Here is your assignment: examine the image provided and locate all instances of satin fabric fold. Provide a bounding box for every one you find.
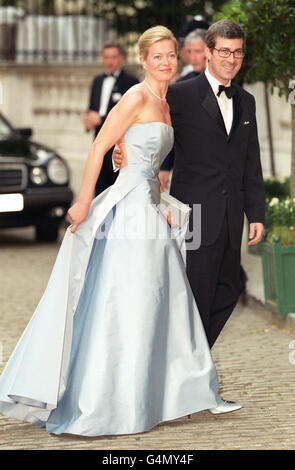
[0,123,221,436]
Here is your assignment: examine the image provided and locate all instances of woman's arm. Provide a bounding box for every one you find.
[68,89,144,232]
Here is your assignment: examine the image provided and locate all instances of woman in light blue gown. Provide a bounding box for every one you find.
[0,26,223,437]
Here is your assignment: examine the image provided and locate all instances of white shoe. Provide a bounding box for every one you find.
[208,400,243,415]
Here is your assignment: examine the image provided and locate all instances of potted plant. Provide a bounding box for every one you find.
[248,176,290,255]
[264,176,290,200]
[260,196,295,316]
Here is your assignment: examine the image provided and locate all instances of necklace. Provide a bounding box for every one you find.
[144,80,167,102]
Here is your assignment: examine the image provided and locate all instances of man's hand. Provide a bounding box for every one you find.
[248,222,264,246]
[112,144,124,169]
[82,111,102,131]
[158,170,170,191]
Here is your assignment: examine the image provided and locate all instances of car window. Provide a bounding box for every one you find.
[0,118,13,138]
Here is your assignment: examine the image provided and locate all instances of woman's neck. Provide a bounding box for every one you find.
[144,75,168,101]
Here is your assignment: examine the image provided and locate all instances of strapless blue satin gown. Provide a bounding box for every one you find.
[0,122,221,436]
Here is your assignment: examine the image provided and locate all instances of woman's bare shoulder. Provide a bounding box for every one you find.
[123,83,146,106]
[105,83,146,129]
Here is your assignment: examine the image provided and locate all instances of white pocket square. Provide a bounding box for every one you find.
[243,121,250,125]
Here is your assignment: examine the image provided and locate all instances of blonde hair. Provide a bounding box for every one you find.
[138,25,178,59]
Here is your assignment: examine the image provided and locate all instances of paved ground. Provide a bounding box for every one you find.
[0,226,295,450]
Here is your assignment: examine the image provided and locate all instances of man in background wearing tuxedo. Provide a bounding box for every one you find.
[82,41,138,196]
[177,28,207,82]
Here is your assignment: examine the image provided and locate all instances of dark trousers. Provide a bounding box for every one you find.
[186,212,241,349]
[95,147,118,197]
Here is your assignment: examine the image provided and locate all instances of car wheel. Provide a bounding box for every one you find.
[35,220,60,242]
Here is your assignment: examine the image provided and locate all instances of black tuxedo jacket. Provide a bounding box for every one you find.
[165,72,265,249]
[177,70,200,82]
[88,69,138,137]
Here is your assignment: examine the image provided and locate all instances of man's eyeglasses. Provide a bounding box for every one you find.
[213,48,245,59]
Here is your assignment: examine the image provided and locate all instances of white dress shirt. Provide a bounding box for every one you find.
[204,67,233,135]
[99,69,121,117]
[180,64,194,77]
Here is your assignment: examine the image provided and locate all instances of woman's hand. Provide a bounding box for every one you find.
[163,210,177,227]
[67,200,91,233]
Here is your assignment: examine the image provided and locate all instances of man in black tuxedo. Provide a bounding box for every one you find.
[82,41,138,196]
[159,20,265,349]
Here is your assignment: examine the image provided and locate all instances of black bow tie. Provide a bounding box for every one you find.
[217,84,235,99]
[104,72,115,78]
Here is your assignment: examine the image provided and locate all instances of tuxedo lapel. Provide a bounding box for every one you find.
[199,74,227,137]
[89,75,103,112]
[106,70,123,114]
[201,89,227,136]
[227,87,243,141]
[96,76,104,111]
[198,74,244,141]
[114,69,124,90]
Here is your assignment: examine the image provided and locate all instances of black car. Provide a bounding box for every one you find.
[0,112,73,242]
